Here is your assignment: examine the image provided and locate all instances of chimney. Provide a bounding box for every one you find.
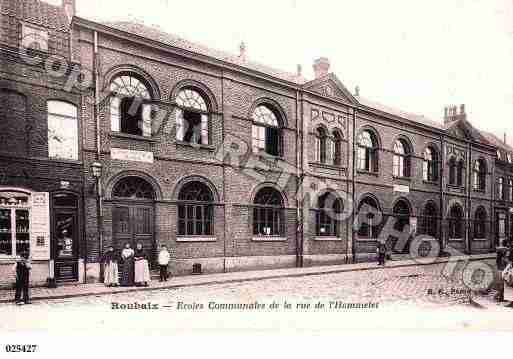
[354,85,360,97]
[443,103,466,125]
[62,0,75,24]
[239,41,246,61]
[504,132,507,145]
[313,57,330,79]
[296,64,302,77]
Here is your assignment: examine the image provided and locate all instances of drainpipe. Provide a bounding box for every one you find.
[467,141,472,254]
[351,108,356,263]
[439,134,445,255]
[221,69,227,273]
[296,88,304,268]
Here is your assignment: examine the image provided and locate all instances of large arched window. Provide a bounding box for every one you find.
[423,147,438,182]
[175,88,209,145]
[448,157,457,185]
[112,177,155,200]
[473,159,486,191]
[110,73,152,137]
[420,201,438,238]
[448,204,464,239]
[474,207,487,239]
[252,105,282,157]
[498,177,505,200]
[357,196,380,239]
[392,200,411,234]
[332,130,343,166]
[48,101,78,160]
[177,182,214,236]
[253,187,284,236]
[314,127,327,164]
[392,139,411,178]
[316,192,343,237]
[357,130,378,172]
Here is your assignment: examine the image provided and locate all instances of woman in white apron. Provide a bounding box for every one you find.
[134,242,151,287]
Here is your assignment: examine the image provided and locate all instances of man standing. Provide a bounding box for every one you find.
[14,251,31,305]
[158,244,170,282]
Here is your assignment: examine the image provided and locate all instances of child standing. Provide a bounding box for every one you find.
[158,244,170,282]
[14,251,31,305]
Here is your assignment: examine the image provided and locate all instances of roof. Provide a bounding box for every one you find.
[96,20,308,85]
[480,131,513,153]
[356,95,445,130]
[0,0,69,32]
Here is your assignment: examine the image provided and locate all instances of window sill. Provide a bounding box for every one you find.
[252,236,287,242]
[176,141,216,151]
[47,157,82,165]
[110,132,158,142]
[448,238,464,241]
[176,236,217,242]
[447,184,465,190]
[254,152,284,162]
[356,170,379,177]
[314,236,342,241]
[0,256,19,264]
[473,237,489,241]
[309,162,347,171]
[355,237,378,241]
[392,176,411,181]
[422,180,439,186]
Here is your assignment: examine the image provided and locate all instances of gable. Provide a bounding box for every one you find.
[303,74,358,105]
[446,119,488,144]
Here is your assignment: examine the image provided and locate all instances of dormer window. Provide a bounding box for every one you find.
[20,23,48,52]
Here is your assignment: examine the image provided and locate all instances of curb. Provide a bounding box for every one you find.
[0,254,496,304]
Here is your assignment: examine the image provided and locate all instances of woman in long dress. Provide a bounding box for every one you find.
[134,242,151,287]
[120,243,135,287]
[102,246,119,287]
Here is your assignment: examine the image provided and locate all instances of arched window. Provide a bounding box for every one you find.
[112,177,155,200]
[175,88,209,145]
[474,207,487,239]
[392,200,411,234]
[393,139,411,178]
[457,159,465,187]
[448,204,464,239]
[498,177,505,200]
[252,105,282,157]
[48,101,78,160]
[357,196,380,239]
[357,130,378,172]
[473,159,487,191]
[423,147,438,182]
[253,187,284,236]
[110,73,152,137]
[314,127,327,164]
[448,157,457,185]
[177,182,214,236]
[332,130,343,166]
[421,202,438,238]
[316,192,343,237]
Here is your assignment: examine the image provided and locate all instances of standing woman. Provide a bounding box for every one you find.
[134,242,151,287]
[120,243,135,287]
[102,246,119,287]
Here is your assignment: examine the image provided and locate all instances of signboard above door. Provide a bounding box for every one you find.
[111,148,154,164]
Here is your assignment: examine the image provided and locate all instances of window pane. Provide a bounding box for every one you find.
[0,209,12,256]
[48,102,78,161]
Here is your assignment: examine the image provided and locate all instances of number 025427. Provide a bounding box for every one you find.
[5,344,38,353]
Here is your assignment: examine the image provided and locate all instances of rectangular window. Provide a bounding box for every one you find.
[48,101,78,161]
[0,197,31,258]
[21,23,48,52]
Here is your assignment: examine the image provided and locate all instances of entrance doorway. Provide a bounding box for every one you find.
[52,193,79,282]
[111,177,156,265]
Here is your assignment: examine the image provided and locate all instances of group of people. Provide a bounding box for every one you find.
[497,246,513,304]
[102,243,171,287]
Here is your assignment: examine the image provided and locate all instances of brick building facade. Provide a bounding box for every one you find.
[1,0,512,286]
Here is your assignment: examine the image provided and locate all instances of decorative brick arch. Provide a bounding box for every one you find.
[170,79,219,112]
[103,65,161,100]
[249,98,288,128]
[250,182,288,207]
[172,175,220,202]
[105,170,163,201]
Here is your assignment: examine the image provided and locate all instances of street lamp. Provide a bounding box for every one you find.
[90,162,104,282]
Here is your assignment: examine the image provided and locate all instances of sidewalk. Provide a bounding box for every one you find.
[0,253,495,304]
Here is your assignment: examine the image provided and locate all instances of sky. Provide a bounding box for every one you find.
[48,0,513,143]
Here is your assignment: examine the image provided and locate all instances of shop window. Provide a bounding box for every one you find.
[110,74,152,137]
[48,101,78,160]
[253,187,284,236]
[314,127,327,164]
[251,105,282,157]
[357,130,378,172]
[420,202,438,238]
[448,205,464,239]
[315,192,343,237]
[474,207,487,239]
[357,196,380,239]
[0,192,30,257]
[177,182,214,236]
[423,147,438,182]
[175,88,209,145]
[392,139,411,178]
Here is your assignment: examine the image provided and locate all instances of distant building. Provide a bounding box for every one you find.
[0,0,511,286]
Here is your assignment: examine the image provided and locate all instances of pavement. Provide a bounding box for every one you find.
[0,253,496,304]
